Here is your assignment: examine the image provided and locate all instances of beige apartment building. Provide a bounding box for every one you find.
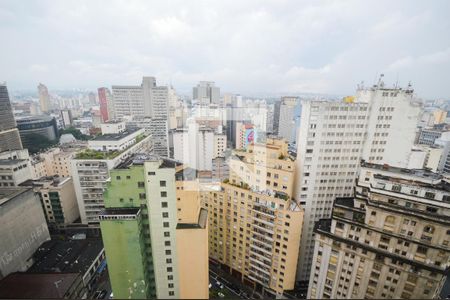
[308,162,450,299]
[202,138,303,297]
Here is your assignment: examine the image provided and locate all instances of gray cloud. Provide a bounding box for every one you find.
[0,0,449,98]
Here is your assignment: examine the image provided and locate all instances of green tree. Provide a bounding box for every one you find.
[26,134,59,154]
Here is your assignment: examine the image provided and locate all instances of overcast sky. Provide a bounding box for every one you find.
[0,0,449,98]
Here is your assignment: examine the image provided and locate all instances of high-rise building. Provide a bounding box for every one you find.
[294,82,422,282]
[112,76,169,119]
[37,83,50,113]
[277,97,301,145]
[88,92,97,105]
[272,100,281,135]
[98,87,113,122]
[193,81,220,105]
[100,155,208,299]
[308,162,450,299]
[173,120,226,171]
[126,117,169,157]
[433,109,447,124]
[203,138,303,297]
[112,77,170,157]
[71,127,152,225]
[60,109,73,128]
[0,83,23,152]
[418,126,449,146]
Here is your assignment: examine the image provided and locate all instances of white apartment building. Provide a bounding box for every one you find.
[100,121,126,135]
[71,132,152,225]
[356,84,422,167]
[88,128,145,152]
[295,82,423,282]
[173,120,225,171]
[125,117,169,157]
[278,97,300,145]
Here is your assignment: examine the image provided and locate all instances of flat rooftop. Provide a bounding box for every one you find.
[361,161,442,181]
[0,272,80,299]
[90,127,140,142]
[0,158,26,165]
[28,238,103,275]
[177,208,208,229]
[0,187,32,207]
[100,208,140,215]
[20,176,71,188]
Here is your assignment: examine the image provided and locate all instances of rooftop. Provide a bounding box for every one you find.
[0,272,81,299]
[27,238,103,274]
[175,167,198,181]
[0,158,26,165]
[177,208,208,229]
[19,176,71,188]
[100,208,140,216]
[90,127,140,142]
[0,187,32,207]
[361,160,443,181]
[116,153,182,169]
[16,115,55,124]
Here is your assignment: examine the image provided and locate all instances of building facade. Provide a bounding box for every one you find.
[100,155,208,299]
[308,162,450,299]
[277,97,300,145]
[0,187,50,279]
[295,83,423,282]
[193,81,220,105]
[37,83,50,113]
[0,83,23,152]
[203,138,303,297]
[71,130,152,225]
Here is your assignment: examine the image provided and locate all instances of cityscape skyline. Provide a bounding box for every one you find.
[0,1,450,98]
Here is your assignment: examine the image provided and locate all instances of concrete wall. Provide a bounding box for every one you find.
[0,188,50,279]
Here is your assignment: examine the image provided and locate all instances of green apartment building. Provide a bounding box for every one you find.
[100,154,208,299]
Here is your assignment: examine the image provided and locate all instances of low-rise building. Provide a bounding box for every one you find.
[20,176,80,228]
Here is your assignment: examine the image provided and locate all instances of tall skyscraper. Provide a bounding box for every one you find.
[112,76,170,157]
[98,87,113,122]
[277,97,301,145]
[272,100,281,135]
[37,83,50,113]
[294,82,422,282]
[0,83,23,152]
[308,162,450,299]
[100,155,208,299]
[204,138,303,297]
[193,81,220,105]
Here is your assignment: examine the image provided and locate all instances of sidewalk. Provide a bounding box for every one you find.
[209,262,263,299]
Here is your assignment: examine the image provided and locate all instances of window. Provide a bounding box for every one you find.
[391,185,401,192]
[161,191,167,197]
[165,241,171,246]
[168,275,173,280]
[163,212,169,218]
[139,193,146,199]
[169,291,174,296]
[160,180,166,187]
[166,258,172,263]
[425,192,436,200]
[116,176,121,180]
[164,231,170,237]
[168,283,174,288]
[165,250,171,255]
[148,171,156,175]
[137,181,145,188]
[163,222,170,228]
[167,267,173,272]
[162,202,168,208]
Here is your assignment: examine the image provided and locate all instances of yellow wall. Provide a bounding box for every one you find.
[176,223,209,299]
